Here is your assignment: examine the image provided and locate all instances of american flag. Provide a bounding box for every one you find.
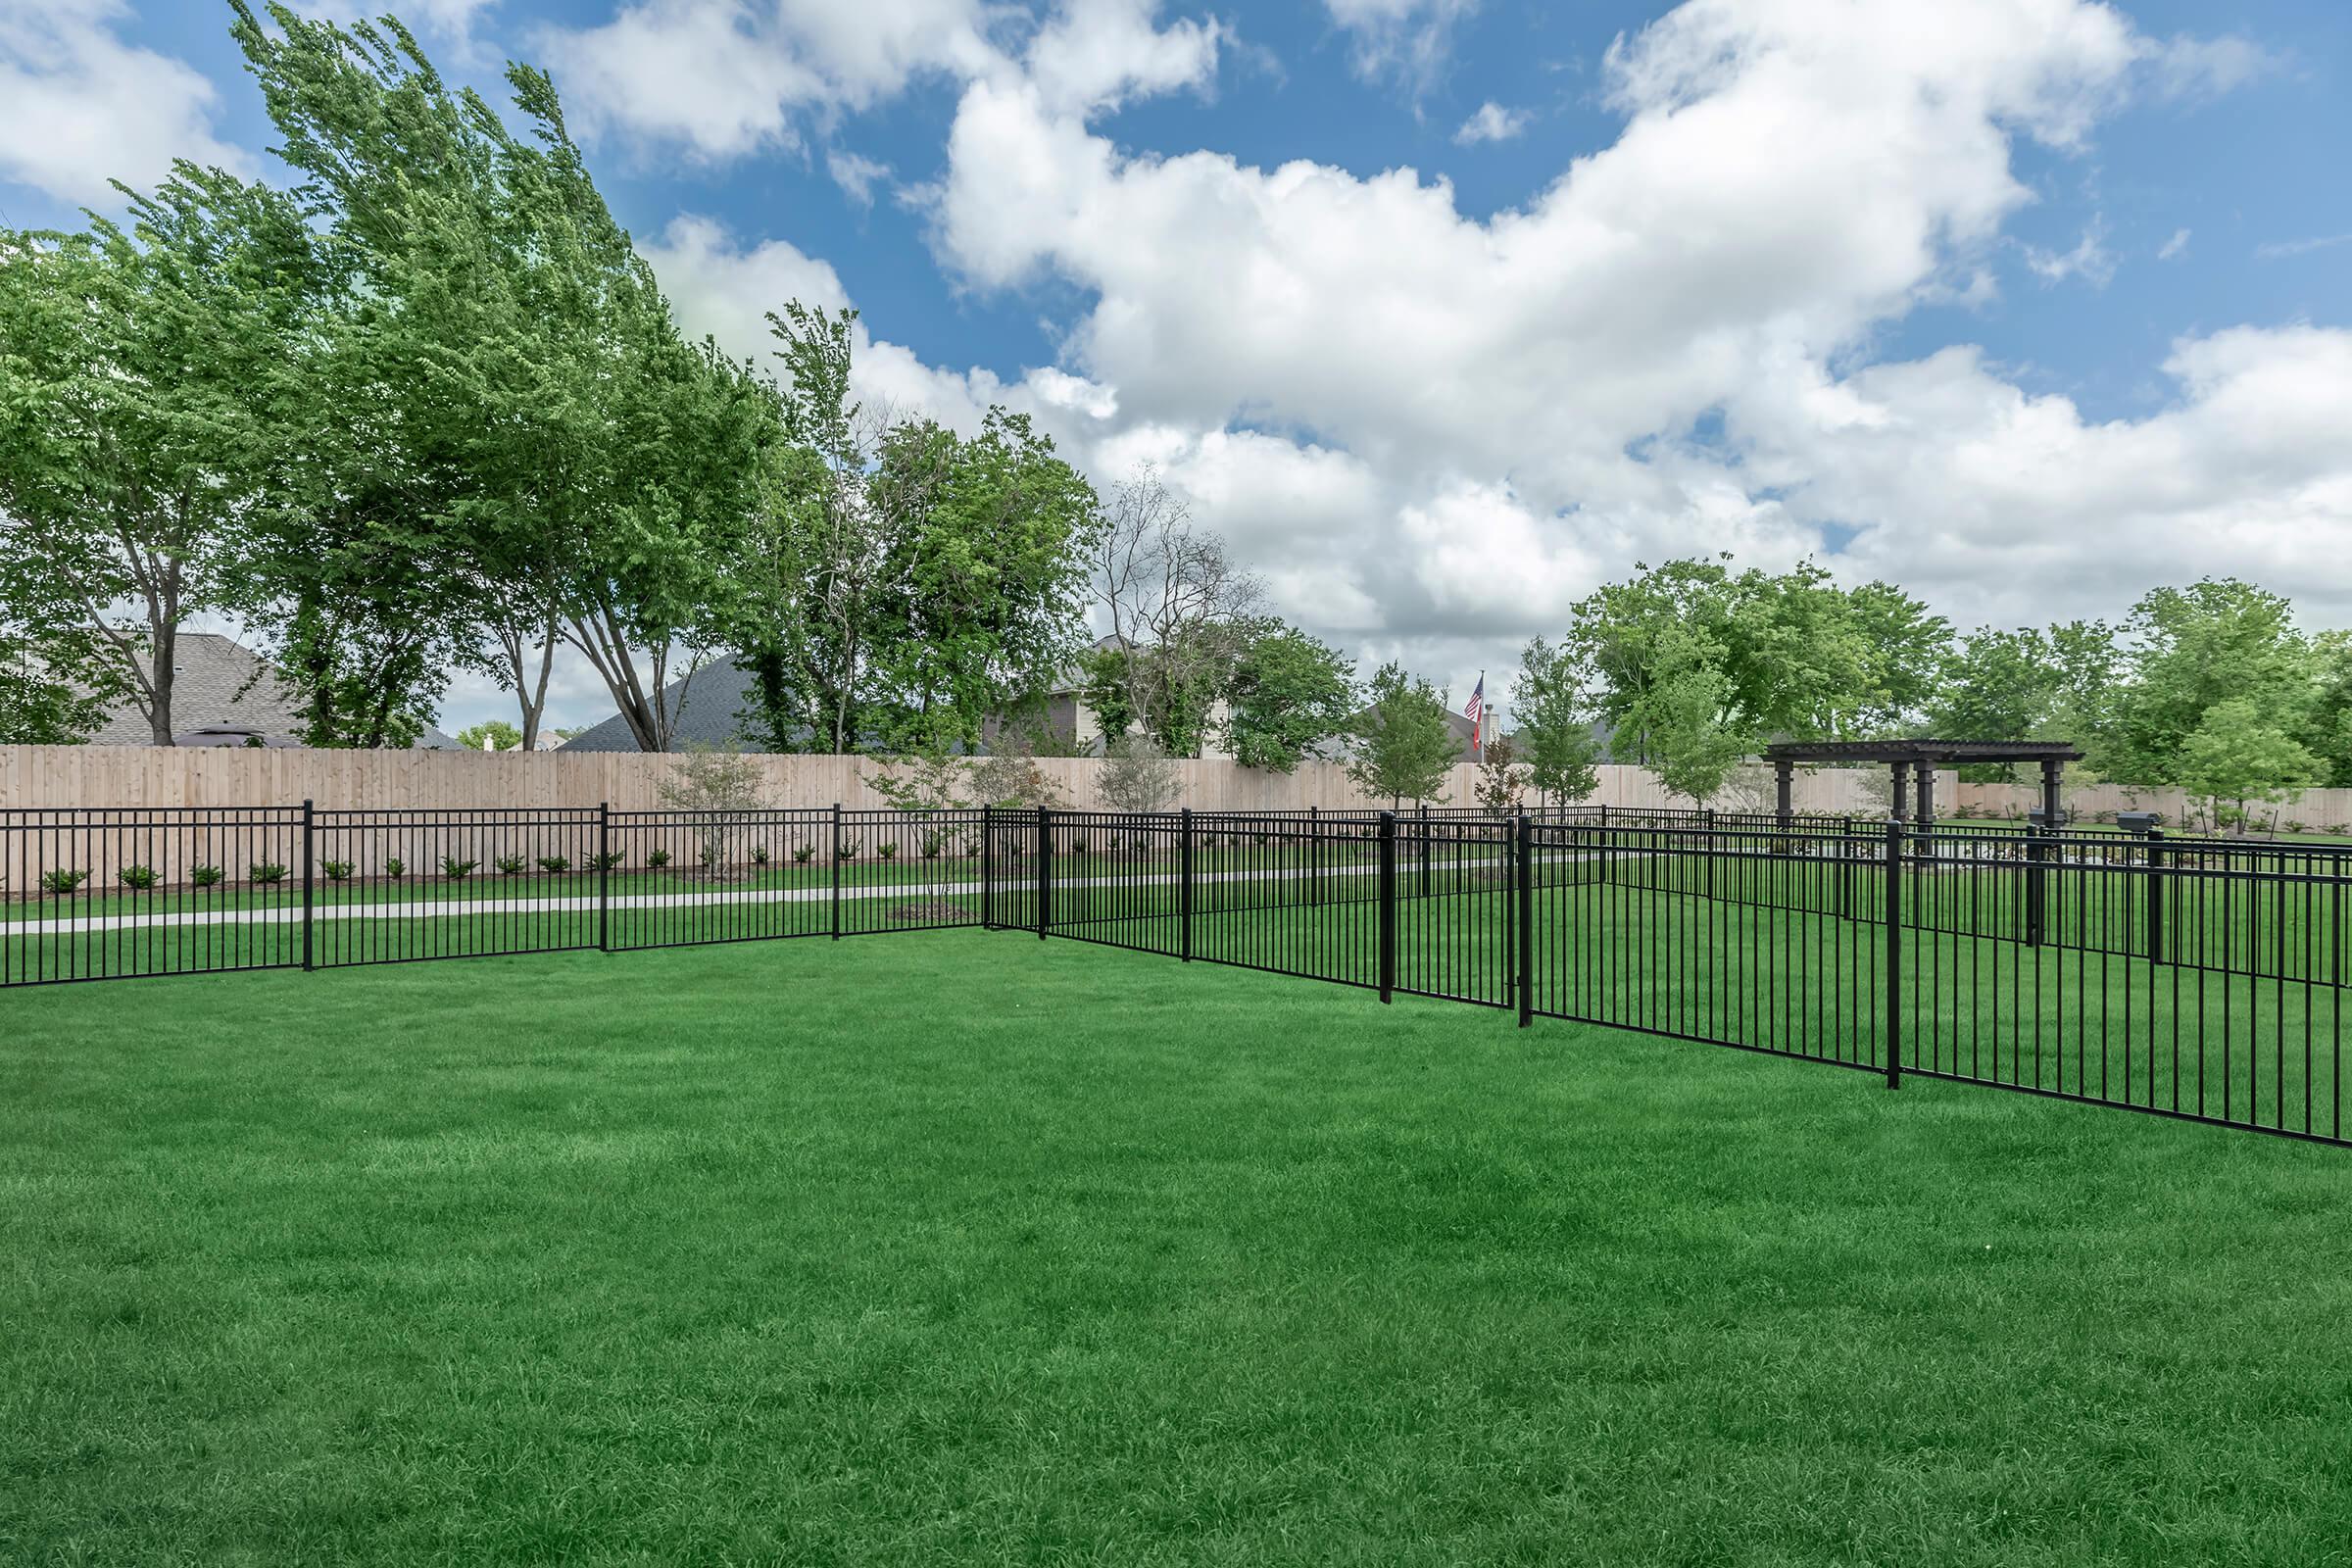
[1464,674,1484,750]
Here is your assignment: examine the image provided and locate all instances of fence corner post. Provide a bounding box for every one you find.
[1378,809,1397,1004]
[301,798,315,972]
[1180,807,1195,961]
[981,804,995,930]
[1037,806,1052,940]
[2143,825,2164,965]
[598,802,612,953]
[1515,812,1534,1027]
[1884,817,1903,1090]
[830,802,843,940]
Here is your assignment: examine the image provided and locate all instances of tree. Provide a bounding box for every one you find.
[2176,699,2322,834]
[1621,623,1749,806]
[1098,733,1183,812]
[1512,636,1599,806]
[2303,631,2352,788]
[2110,579,2311,786]
[457,720,524,752]
[1085,466,1266,757]
[1347,662,1457,808]
[1220,627,1356,772]
[736,306,1097,756]
[0,168,310,745]
[656,744,772,871]
[1472,733,1528,814]
[0,623,114,744]
[1845,581,1951,734]
[1565,557,1873,766]
[966,741,1069,808]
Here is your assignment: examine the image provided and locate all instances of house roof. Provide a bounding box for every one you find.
[559,656,768,753]
[86,632,461,750]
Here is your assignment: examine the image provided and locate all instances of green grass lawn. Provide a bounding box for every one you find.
[6,933,2351,1566]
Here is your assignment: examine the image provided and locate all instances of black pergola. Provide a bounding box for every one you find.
[1761,739,2083,830]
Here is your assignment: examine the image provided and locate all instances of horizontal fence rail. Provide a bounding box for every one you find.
[5,801,2343,1147]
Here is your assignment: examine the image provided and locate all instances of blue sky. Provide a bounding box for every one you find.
[5,0,2350,735]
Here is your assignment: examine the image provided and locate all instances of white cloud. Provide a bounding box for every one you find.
[285,0,497,49]
[0,0,252,206]
[2157,226,2190,261]
[1452,101,1529,144]
[825,148,891,208]
[2257,232,2352,262]
[1322,0,1478,92]
[538,0,1220,160]
[2142,32,2277,103]
[2023,218,2116,286]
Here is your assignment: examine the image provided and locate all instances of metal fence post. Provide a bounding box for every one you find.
[1516,812,1534,1027]
[1309,804,1322,907]
[1037,807,1052,939]
[830,803,842,940]
[1885,818,1903,1090]
[598,802,611,952]
[300,799,315,972]
[1378,810,1397,1004]
[1418,802,1432,901]
[1180,808,1195,961]
[2144,827,2164,965]
[981,805,995,929]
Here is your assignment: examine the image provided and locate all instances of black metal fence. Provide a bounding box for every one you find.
[6,802,2343,1147]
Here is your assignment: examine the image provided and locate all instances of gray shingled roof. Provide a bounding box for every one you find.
[558,656,769,753]
[87,633,462,749]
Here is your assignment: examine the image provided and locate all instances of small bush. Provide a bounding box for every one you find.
[249,862,288,885]
[321,859,354,882]
[838,837,860,861]
[793,843,815,863]
[878,841,898,860]
[118,864,157,891]
[191,864,223,888]
[921,830,944,859]
[39,868,90,896]
[590,852,622,872]
[752,845,771,866]
[494,855,528,876]
[440,857,478,881]
[537,855,571,874]
[646,849,671,870]
[383,858,406,880]
[1066,836,1089,856]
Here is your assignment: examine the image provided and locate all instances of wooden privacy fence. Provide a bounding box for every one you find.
[2,746,1905,816]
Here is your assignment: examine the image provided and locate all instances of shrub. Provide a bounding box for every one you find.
[118,863,157,891]
[494,855,528,876]
[321,859,354,882]
[752,845,770,866]
[249,862,288,885]
[1066,836,1089,856]
[793,843,815,863]
[537,855,571,875]
[838,837,860,861]
[921,830,944,859]
[191,864,223,888]
[383,858,405,880]
[878,841,898,860]
[39,868,90,896]
[646,850,671,870]
[440,856,478,881]
[590,852,622,872]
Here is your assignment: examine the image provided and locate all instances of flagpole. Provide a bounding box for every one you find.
[1475,670,1485,765]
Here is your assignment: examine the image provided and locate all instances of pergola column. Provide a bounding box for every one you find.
[1888,760,1909,824]
[1774,759,1794,831]
[1915,761,1936,834]
[2040,759,2065,832]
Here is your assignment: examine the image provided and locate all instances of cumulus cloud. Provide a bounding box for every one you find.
[0,0,252,205]
[605,0,2338,712]
[538,0,1220,159]
[1452,101,1528,144]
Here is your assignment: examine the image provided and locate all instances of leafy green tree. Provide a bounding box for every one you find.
[457,720,524,752]
[2302,631,2352,788]
[737,306,1097,756]
[0,623,115,744]
[1098,733,1183,812]
[1512,636,1600,806]
[1220,627,1357,772]
[0,168,310,745]
[2176,699,2322,833]
[1619,623,1750,805]
[2110,579,2311,786]
[1347,662,1457,808]
[1566,557,1874,760]
[1472,733,1528,814]
[1845,581,1951,734]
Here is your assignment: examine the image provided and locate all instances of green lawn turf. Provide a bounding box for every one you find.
[6,933,2352,1566]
